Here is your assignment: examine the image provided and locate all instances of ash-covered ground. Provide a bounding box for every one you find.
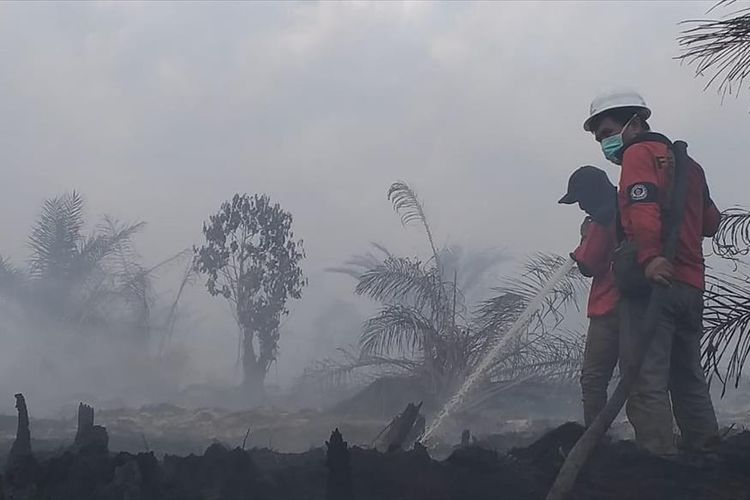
[3,380,750,500]
[4,409,750,500]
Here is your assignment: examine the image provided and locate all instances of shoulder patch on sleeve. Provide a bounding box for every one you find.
[626,182,658,204]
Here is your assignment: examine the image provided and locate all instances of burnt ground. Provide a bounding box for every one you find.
[4,421,750,500]
[0,378,586,458]
[3,377,750,500]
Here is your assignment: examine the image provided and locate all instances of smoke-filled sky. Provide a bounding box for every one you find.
[2,1,750,391]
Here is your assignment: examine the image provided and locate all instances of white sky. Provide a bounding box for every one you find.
[2,1,749,387]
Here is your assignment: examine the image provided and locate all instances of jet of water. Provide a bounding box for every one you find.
[421,256,576,444]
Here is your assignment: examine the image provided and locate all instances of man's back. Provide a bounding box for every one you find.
[618,136,720,290]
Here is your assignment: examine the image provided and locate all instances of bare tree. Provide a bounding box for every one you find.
[194,193,307,400]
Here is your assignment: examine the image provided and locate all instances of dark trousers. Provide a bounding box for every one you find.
[580,313,619,427]
[619,282,719,454]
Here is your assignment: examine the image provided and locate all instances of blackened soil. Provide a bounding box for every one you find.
[4,423,750,500]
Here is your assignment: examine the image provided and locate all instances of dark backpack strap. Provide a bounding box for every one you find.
[623,132,674,151]
[615,204,626,244]
[662,141,691,260]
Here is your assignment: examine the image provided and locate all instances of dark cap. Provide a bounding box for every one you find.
[558,166,612,204]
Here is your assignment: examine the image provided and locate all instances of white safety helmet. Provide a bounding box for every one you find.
[583,89,651,132]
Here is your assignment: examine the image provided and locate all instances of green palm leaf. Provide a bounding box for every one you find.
[712,207,750,259]
[360,304,436,358]
[388,181,441,266]
[28,191,85,279]
[355,256,444,311]
[75,220,147,278]
[326,242,392,279]
[678,2,750,98]
[0,255,26,299]
[476,252,585,339]
[702,271,750,393]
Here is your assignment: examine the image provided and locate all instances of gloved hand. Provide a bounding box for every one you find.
[570,249,593,277]
[644,256,673,286]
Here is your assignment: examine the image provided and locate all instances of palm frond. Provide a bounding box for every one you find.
[28,191,85,279]
[476,252,585,337]
[0,254,13,273]
[360,304,436,358]
[0,255,19,285]
[388,181,429,227]
[0,255,26,301]
[496,331,585,380]
[388,181,441,265]
[713,207,750,259]
[430,324,475,378]
[677,3,750,98]
[115,249,197,341]
[354,256,444,311]
[473,292,527,337]
[702,271,750,394]
[76,219,147,278]
[66,218,150,331]
[297,349,367,388]
[298,347,419,389]
[158,255,198,356]
[515,253,585,303]
[462,330,584,411]
[325,242,392,279]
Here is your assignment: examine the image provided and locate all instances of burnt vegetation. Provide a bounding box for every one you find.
[5,394,750,500]
[305,181,587,419]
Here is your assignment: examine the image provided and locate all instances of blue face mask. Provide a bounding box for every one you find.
[601,135,624,165]
[600,114,636,165]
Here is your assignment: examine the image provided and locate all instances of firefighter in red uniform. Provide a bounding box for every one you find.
[584,90,722,455]
[559,166,620,427]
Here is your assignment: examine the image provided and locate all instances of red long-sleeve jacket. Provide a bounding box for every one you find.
[572,219,619,318]
[618,134,720,290]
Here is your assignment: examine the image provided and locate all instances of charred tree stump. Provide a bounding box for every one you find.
[461,429,471,448]
[9,394,30,460]
[5,394,37,498]
[75,402,95,443]
[326,428,353,500]
[73,403,109,454]
[404,414,425,449]
[375,402,424,452]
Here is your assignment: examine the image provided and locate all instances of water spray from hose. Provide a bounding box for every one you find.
[421,256,576,444]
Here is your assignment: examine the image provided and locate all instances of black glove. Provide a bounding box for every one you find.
[570,252,594,277]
